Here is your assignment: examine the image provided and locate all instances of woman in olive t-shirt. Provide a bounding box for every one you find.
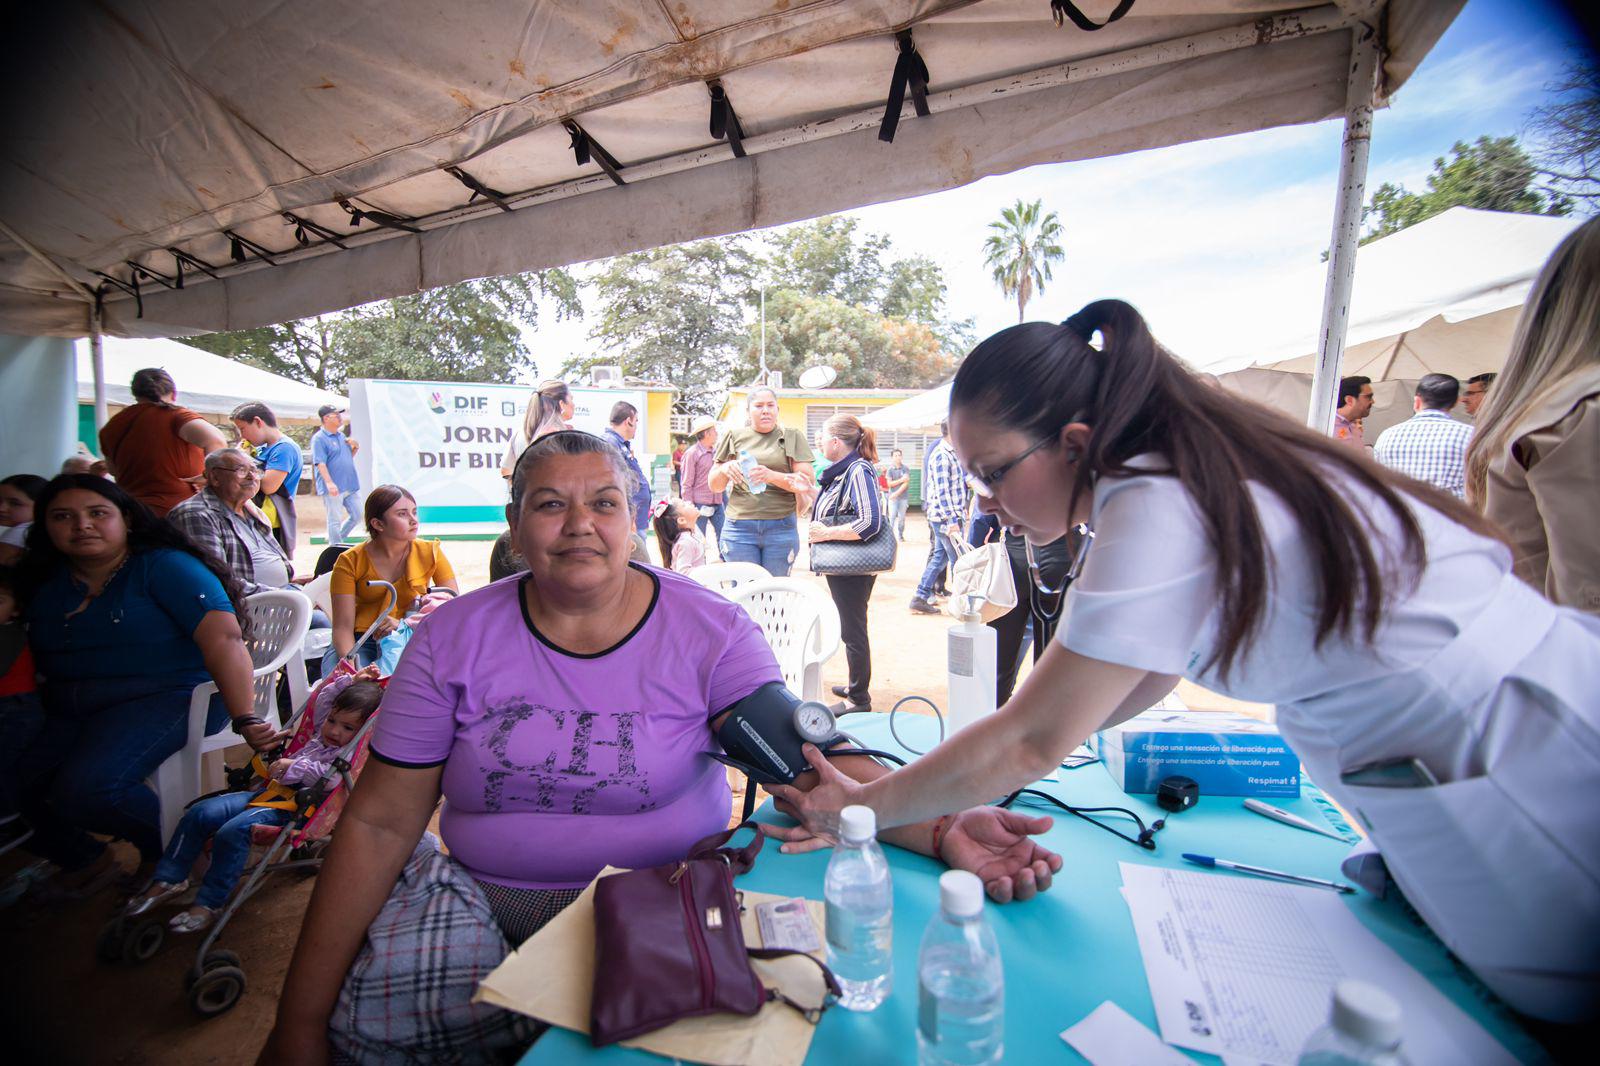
[708,387,814,576]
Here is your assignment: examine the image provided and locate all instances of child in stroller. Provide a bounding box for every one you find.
[126,666,383,932]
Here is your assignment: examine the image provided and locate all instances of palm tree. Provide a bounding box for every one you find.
[982,200,1065,323]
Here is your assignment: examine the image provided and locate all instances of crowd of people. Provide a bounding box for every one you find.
[2,215,1597,1057]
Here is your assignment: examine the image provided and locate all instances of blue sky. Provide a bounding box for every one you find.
[527,0,1594,382]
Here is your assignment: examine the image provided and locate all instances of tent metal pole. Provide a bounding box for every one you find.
[91,300,108,434]
[1308,23,1381,433]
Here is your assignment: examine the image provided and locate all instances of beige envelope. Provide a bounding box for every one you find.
[474,866,832,1066]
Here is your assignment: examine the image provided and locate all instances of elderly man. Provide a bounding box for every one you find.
[679,415,724,543]
[168,448,294,594]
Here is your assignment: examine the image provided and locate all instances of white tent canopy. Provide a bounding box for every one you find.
[75,336,346,421]
[864,380,953,432]
[1,1,1460,339]
[1195,208,1582,377]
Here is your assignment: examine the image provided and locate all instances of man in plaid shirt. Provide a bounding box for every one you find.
[1374,374,1474,498]
[168,447,293,593]
[911,422,970,614]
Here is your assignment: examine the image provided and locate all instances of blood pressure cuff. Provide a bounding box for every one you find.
[710,681,812,786]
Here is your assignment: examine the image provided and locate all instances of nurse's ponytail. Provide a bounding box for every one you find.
[950,300,1503,681]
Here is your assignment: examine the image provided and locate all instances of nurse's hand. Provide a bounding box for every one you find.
[940,808,1062,902]
[766,743,867,844]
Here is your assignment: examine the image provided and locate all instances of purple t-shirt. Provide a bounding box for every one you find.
[372,565,780,888]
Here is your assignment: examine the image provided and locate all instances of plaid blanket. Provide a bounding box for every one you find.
[330,834,535,1064]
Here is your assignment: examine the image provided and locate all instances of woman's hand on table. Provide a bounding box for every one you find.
[939,808,1062,902]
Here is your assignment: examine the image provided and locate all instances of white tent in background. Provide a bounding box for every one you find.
[74,336,346,421]
[863,381,952,433]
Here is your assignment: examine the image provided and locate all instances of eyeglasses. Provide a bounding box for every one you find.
[963,436,1055,498]
[215,465,260,478]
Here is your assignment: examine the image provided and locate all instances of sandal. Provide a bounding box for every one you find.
[125,879,190,917]
[168,906,217,934]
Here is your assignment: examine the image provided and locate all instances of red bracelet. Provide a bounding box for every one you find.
[931,814,954,860]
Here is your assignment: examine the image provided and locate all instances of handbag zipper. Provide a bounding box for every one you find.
[678,868,717,1011]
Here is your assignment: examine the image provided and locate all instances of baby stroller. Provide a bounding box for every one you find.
[96,582,397,1018]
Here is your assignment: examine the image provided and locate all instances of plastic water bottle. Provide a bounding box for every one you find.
[738,448,766,495]
[1296,980,1408,1065]
[917,870,1004,1066]
[824,805,892,1010]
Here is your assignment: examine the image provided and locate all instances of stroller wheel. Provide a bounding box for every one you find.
[186,949,243,989]
[189,965,247,1017]
[122,917,166,964]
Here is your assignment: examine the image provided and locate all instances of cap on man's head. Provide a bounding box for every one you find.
[317,404,346,419]
[690,415,716,436]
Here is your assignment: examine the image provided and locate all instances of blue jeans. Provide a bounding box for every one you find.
[153,790,290,909]
[695,502,726,545]
[20,676,229,868]
[322,489,364,545]
[719,515,800,577]
[915,525,958,601]
[321,638,381,679]
[888,496,909,540]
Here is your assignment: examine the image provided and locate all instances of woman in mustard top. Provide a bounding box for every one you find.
[327,485,457,673]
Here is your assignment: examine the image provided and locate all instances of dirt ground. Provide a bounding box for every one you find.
[1,498,1268,1064]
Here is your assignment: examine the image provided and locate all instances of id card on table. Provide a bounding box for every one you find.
[756,897,821,953]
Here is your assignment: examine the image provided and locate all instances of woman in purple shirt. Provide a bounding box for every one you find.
[262,431,1061,1062]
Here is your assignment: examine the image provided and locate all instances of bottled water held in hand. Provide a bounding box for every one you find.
[738,448,766,494]
[824,805,892,1011]
[918,870,1004,1066]
[1297,980,1408,1065]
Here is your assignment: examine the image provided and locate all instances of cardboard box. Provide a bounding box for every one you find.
[1090,710,1300,798]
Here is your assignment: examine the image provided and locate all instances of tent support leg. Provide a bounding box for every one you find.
[91,300,108,434]
[1308,23,1381,433]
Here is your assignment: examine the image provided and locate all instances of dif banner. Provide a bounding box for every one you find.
[348,378,648,525]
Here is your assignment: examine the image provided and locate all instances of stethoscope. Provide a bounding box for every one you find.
[1020,521,1094,630]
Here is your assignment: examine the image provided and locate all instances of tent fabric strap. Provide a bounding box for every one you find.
[337,198,422,233]
[169,247,221,284]
[708,81,747,159]
[1051,0,1136,32]
[94,272,143,319]
[444,166,513,212]
[282,211,350,249]
[563,121,626,186]
[224,229,279,266]
[878,29,931,143]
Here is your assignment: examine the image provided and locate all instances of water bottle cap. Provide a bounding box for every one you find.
[839,805,876,843]
[939,870,984,917]
[1329,980,1402,1048]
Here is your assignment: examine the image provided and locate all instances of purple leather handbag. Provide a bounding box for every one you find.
[590,821,840,1047]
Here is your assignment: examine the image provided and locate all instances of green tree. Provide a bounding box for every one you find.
[1527,61,1600,207]
[736,290,955,390]
[982,199,1065,323]
[574,238,758,413]
[188,272,580,391]
[764,216,892,307]
[1360,135,1571,244]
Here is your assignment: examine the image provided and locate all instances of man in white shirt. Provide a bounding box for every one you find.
[1374,374,1474,498]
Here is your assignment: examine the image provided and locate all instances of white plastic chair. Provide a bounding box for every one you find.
[685,561,772,595]
[150,590,312,846]
[729,578,841,702]
[300,571,335,669]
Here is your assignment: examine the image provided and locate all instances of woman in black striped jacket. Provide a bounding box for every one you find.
[808,413,886,713]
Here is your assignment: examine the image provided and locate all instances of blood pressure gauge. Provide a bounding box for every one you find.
[793,700,838,744]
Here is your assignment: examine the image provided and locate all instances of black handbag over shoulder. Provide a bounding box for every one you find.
[809,459,897,576]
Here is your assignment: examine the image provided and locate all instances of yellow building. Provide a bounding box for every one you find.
[714,386,936,504]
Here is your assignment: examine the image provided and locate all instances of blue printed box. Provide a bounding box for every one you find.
[1090,710,1300,798]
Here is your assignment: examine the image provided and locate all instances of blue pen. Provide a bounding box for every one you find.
[1182,853,1355,894]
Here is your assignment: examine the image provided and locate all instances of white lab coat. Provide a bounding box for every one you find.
[1056,459,1600,1022]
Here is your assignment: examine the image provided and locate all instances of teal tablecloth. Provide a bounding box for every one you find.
[520,714,1545,1064]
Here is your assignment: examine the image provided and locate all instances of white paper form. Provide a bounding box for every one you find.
[1060,1001,1196,1065]
[1118,863,1517,1066]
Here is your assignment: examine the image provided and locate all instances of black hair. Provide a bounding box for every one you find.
[230,401,279,427]
[608,401,637,426]
[1414,373,1460,411]
[130,368,177,404]
[364,485,417,537]
[18,474,252,636]
[0,563,18,597]
[652,502,686,570]
[1466,371,1497,387]
[332,680,383,722]
[948,301,1503,680]
[508,430,640,516]
[1,474,49,502]
[1337,375,1371,407]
